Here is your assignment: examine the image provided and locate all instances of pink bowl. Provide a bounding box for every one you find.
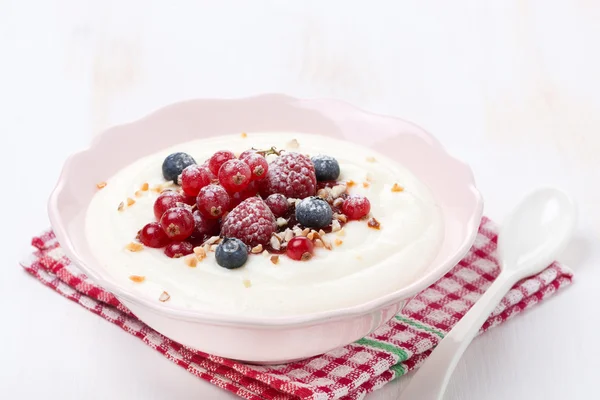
[48,94,483,363]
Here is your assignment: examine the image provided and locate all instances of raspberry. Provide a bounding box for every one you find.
[180,165,211,196]
[139,222,170,248]
[286,237,314,261]
[208,150,236,175]
[153,191,186,220]
[196,184,231,219]
[242,153,269,181]
[342,195,371,220]
[264,193,288,217]
[221,197,277,246]
[218,159,252,193]
[160,207,195,241]
[259,152,317,199]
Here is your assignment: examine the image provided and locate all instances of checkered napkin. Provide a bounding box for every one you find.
[21,217,572,400]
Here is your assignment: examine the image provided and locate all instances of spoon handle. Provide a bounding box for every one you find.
[398,272,517,400]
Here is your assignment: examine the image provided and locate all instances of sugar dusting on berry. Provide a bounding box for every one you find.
[221,197,277,247]
[259,152,317,199]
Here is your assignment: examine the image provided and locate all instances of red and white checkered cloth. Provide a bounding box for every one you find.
[21,217,572,400]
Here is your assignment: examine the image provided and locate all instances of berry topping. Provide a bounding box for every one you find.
[342,195,371,220]
[160,207,195,241]
[192,210,219,238]
[295,197,333,229]
[230,181,259,207]
[153,191,186,220]
[215,237,248,269]
[196,184,231,219]
[221,197,277,247]
[162,152,196,183]
[218,159,252,193]
[239,149,257,160]
[164,241,194,258]
[180,165,211,196]
[259,152,317,199]
[208,150,236,176]
[286,237,314,261]
[139,222,170,248]
[311,155,340,182]
[242,153,269,181]
[264,193,289,217]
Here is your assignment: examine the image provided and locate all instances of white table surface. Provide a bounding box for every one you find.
[2,1,599,399]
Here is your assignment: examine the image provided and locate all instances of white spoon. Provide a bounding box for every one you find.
[398,187,577,400]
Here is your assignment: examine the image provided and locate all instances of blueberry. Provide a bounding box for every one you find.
[295,197,333,229]
[162,152,196,183]
[311,155,340,182]
[215,237,248,269]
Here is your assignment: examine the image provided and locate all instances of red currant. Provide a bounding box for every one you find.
[196,184,231,219]
[230,181,258,206]
[164,241,194,258]
[342,195,371,220]
[264,193,288,217]
[208,150,236,175]
[286,237,314,261]
[153,191,186,220]
[160,207,195,241]
[181,165,211,196]
[242,153,269,181]
[218,159,252,193]
[139,222,170,248]
[192,209,219,237]
[239,149,257,160]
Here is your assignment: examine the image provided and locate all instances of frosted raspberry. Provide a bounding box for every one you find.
[220,197,277,246]
[259,152,317,199]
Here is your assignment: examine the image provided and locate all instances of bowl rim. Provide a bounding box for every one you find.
[48,94,483,328]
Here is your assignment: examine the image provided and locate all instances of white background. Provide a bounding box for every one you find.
[1,1,599,399]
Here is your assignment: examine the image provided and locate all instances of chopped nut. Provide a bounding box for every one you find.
[96,181,107,189]
[307,230,316,241]
[129,275,145,283]
[274,232,284,241]
[287,138,299,149]
[288,197,299,205]
[241,132,248,138]
[126,242,144,252]
[334,213,348,223]
[336,228,346,237]
[365,173,374,182]
[314,239,324,248]
[270,255,280,265]
[262,249,270,258]
[347,180,356,187]
[185,255,198,267]
[334,238,343,246]
[333,198,345,208]
[117,202,125,211]
[251,244,263,254]
[210,244,218,252]
[159,291,170,302]
[284,229,294,242]
[368,217,381,230]
[193,246,207,260]
[151,185,162,193]
[270,235,281,250]
[366,156,376,162]
[317,188,331,200]
[331,185,347,199]
[276,217,288,227]
[323,240,332,250]
[203,243,211,255]
[292,227,303,237]
[391,183,404,192]
[318,229,326,237]
[205,236,221,245]
[301,228,310,237]
[141,182,149,191]
[362,182,370,188]
[135,190,144,197]
[127,197,135,206]
[243,279,252,288]
[331,220,342,232]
